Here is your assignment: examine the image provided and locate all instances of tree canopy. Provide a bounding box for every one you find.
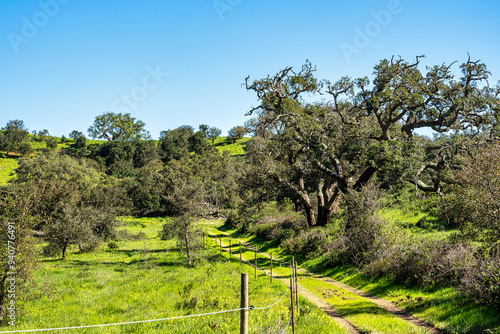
[88,112,150,141]
[244,57,500,226]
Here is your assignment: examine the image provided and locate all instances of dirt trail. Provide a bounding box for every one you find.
[209,229,444,334]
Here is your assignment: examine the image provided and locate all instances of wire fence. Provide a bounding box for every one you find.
[0,288,291,334]
[0,232,294,334]
[205,231,298,333]
[205,231,294,271]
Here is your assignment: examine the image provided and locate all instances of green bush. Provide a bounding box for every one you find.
[107,241,119,250]
[460,252,500,306]
[115,229,147,241]
[282,229,328,258]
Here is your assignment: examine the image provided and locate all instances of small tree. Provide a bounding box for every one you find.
[159,126,194,161]
[37,129,49,141]
[199,124,209,133]
[188,131,209,155]
[69,130,83,140]
[45,137,58,150]
[227,126,247,143]
[207,127,222,145]
[0,120,29,153]
[88,112,150,141]
[15,152,120,259]
[43,205,94,260]
[160,160,205,265]
[160,215,200,265]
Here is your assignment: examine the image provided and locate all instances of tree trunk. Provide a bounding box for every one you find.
[294,198,302,212]
[330,192,342,214]
[62,243,68,260]
[316,206,331,227]
[304,202,316,227]
[185,228,192,265]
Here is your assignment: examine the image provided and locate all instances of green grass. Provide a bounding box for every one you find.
[214,137,250,156]
[300,278,429,334]
[0,158,18,185]
[305,263,500,334]
[0,217,348,333]
[379,208,457,240]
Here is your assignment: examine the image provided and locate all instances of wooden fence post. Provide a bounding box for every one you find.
[240,273,249,334]
[294,260,299,314]
[270,253,273,284]
[239,242,242,269]
[290,278,296,334]
[254,247,257,279]
[229,240,232,260]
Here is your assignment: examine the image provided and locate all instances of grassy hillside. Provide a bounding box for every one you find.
[213,136,250,156]
[0,157,18,185]
[0,135,248,184]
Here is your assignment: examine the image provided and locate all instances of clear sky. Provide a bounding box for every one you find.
[1,0,499,139]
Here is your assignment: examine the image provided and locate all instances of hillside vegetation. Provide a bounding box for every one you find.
[1,56,500,333]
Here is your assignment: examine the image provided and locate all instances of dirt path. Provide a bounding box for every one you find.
[261,265,360,333]
[208,229,444,334]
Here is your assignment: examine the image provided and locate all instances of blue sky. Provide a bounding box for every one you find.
[1,0,499,139]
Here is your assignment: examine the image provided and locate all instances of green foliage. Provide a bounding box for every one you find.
[90,139,161,177]
[460,252,500,306]
[443,141,500,244]
[188,130,210,155]
[206,126,221,144]
[227,125,247,143]
[107,241,119,249]
[88,112,150,141]
[13,152,123,259]
[45,137,58,150]
[0,183,38,323]
[0,120,30,153]
[159,125,194,161]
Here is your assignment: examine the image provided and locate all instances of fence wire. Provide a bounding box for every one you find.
[0,274,290,334]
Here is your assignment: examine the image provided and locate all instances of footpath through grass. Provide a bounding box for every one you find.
[0,217,347,334]
[208,224,500,334]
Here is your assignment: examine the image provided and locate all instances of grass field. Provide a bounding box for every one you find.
[0,217,348,334]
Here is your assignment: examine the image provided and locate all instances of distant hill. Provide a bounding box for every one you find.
[0,135,249,184]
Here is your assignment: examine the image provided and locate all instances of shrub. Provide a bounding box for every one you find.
[330,182,383,266]
[247,214,307,244]
[224,210,251,231]
[115,229,147,241]
[460,252,500,306]
[282,229,328,258]
[369,239,474,286]
[444,141,500,244]
[107,241,119,249]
